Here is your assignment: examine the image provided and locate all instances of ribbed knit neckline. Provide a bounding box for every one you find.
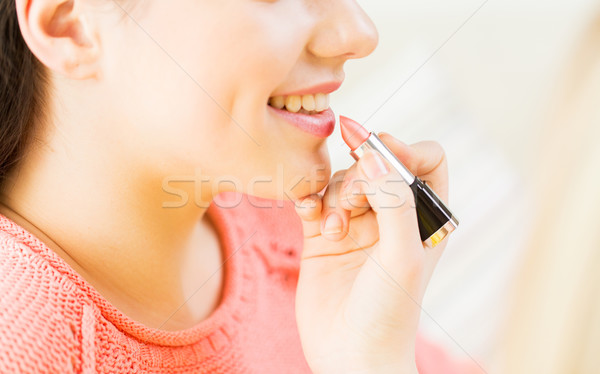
[0,199,253,349]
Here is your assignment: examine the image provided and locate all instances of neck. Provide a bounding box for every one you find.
[0,122,225,330]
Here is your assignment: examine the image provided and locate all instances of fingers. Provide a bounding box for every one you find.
[378,133,449,203]
[339,135,448,208]
[294,133,451,295]
[353,150,425,272]
[294,168,372,241]
[318,170,351,241]
[371,134,451,266]
[294,193,323,238]
[294,170,351,240]
[295,194,322,221]
[339,166,371,214]
[296,133,450,262]
[302,211,380,259]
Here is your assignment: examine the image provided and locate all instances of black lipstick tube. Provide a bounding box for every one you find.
[349,133,459,247]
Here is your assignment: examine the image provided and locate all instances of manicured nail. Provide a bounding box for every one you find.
[322,212,343,235]
[360,151,389,180]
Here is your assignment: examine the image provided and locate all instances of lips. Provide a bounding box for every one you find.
[267,80,342,138]
[267,104,335,138]
[272,81,343,97]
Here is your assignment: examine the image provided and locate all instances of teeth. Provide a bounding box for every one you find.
[269,95,285,109]
[269,93,330,114]
[315,94,329,110]
[285,95,302,113]
[301,94,315,111]
[315,93,328,111]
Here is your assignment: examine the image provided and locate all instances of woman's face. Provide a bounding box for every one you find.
[99,0,378,202]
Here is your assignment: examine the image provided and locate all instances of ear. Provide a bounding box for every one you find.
[15,0,102,80]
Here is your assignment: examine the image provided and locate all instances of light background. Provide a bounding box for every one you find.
[328,0,600,367]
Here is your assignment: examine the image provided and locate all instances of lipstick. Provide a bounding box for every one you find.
[268,106,336,138]
[339,115,459,248]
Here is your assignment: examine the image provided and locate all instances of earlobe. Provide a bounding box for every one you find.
[15,0,102,80]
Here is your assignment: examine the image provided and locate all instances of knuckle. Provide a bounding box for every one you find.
[331,169,347,182]
[340,194,370,211]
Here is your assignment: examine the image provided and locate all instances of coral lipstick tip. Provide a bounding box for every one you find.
[339,115,370,151]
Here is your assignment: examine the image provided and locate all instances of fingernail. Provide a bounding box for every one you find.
[299,197,316,209]
[360,151,389,180]
[322,213,343,235]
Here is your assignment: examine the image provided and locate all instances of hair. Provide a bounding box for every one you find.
[0,0,50,192]
[492,10,600,374]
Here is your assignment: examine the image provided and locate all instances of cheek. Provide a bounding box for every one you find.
[106,1,330,196]
[106,18,245,167]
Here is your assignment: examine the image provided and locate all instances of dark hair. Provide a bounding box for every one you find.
[0,0,49,191]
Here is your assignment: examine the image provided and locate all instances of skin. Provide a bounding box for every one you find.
[0,0,452,371]
[1,0,377,331]
[295,136,448,374]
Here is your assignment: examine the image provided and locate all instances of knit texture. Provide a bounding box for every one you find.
[0,191,480,373]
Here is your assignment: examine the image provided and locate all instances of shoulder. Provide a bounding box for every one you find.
[0,227,89,373]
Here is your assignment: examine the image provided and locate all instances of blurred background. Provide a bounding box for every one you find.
[328,0,600,368]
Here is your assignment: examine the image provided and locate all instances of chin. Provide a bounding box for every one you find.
[240,161,332,202]
[285,153,332,200]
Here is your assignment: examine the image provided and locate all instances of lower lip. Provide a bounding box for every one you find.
[267,105,335,138]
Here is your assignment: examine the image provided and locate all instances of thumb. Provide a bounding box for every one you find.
[355,150,424,266]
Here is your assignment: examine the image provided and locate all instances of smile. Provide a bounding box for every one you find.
[267,100,335,138]
[267,93,330,115]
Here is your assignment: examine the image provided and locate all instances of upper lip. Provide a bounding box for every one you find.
[270,81,343,97]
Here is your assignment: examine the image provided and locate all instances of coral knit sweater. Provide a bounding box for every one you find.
[0,192,479,373]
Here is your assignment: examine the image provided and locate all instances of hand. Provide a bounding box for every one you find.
[293,133,450,374]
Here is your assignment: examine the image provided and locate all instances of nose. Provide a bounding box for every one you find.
[307,0,379,60]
